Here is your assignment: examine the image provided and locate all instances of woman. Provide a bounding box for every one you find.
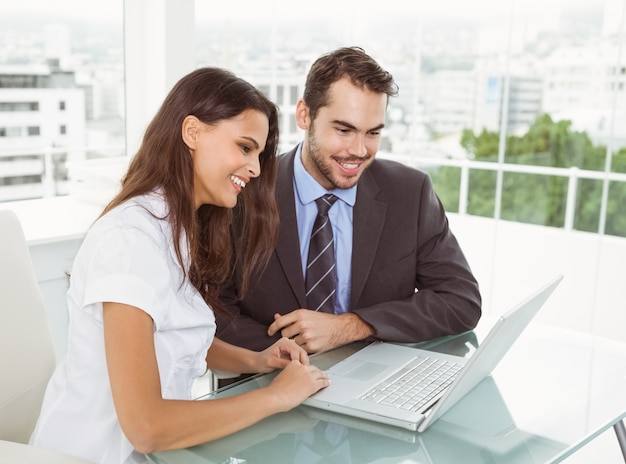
[30,67,330,464]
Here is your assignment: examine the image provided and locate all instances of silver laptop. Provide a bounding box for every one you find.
[302,274,564,431]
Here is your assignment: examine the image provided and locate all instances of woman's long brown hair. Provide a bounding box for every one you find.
[101,67,279,315]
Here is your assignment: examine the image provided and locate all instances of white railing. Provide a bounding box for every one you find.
[381,152,626,236]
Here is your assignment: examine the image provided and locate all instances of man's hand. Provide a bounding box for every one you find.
[267,309,375,353]
[254,337,309,373]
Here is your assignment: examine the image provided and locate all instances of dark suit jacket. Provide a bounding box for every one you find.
[217,148,481,351]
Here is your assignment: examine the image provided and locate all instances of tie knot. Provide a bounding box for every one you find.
[315,194,338,216]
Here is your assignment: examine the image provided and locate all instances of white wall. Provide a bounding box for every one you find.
[448,214,626,343]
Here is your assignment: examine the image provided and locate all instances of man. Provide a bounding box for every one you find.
[217,46,481,356]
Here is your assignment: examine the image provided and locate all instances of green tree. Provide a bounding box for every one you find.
[607,180,626,236]
[612,147,626,173]
[428,166,461,213]
[460,128,499,160]
[429,113,626,237]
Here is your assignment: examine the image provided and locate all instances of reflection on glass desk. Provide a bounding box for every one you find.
[149,323,626,464]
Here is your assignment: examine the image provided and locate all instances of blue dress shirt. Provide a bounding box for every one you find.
[293,144,356,314]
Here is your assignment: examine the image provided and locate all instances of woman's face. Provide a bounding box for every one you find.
[187,109,269,209]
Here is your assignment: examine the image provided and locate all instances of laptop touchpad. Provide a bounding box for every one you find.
[333,360,388,381]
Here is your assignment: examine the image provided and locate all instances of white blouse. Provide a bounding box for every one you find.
[30,192,216,464]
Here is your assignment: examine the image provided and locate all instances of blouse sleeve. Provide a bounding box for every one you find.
[79,210,176,329]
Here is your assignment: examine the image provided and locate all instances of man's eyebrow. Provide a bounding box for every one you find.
[331,120,385,132]
[241,136,260,149]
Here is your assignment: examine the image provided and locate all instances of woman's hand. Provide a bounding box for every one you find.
[266,360,331,412]
[255,337,309,373]
[254,337,331,412]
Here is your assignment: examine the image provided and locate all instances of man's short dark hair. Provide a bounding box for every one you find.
[303,46,399,121]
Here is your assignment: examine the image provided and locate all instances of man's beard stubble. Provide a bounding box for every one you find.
[305,130,372,190]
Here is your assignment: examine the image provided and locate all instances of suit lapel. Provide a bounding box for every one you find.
[275,150,308,307]
[351,168,386,308]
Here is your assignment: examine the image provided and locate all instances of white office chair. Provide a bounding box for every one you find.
[0,210,95,463]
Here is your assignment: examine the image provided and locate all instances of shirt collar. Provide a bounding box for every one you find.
[293,143,357,207]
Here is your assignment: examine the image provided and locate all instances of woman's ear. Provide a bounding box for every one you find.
[295,99,311,131]
[182,115,200,149]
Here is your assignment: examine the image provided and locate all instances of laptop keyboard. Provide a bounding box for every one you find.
[359,355,462,413]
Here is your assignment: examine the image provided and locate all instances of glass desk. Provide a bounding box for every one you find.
[149,321,626,464]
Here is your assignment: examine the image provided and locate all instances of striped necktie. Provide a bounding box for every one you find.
[305,194,338,313]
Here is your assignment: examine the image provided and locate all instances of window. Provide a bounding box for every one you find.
[193,0,626,346]
[194,0,625,175]
[0,102,39,111]
[1,127,21,137]
[276,85,284,105]
[289,85,298,105]
[0,0,125,202]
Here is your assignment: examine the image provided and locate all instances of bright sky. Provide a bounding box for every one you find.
[193,0,603,21]
[0,0,123,22]
[0,0,611,24]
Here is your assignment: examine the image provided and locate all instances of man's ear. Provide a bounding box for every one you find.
[182,115,200,149]
[295,99,311,131]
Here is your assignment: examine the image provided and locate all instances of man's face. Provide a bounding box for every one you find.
[297,77,388,190]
